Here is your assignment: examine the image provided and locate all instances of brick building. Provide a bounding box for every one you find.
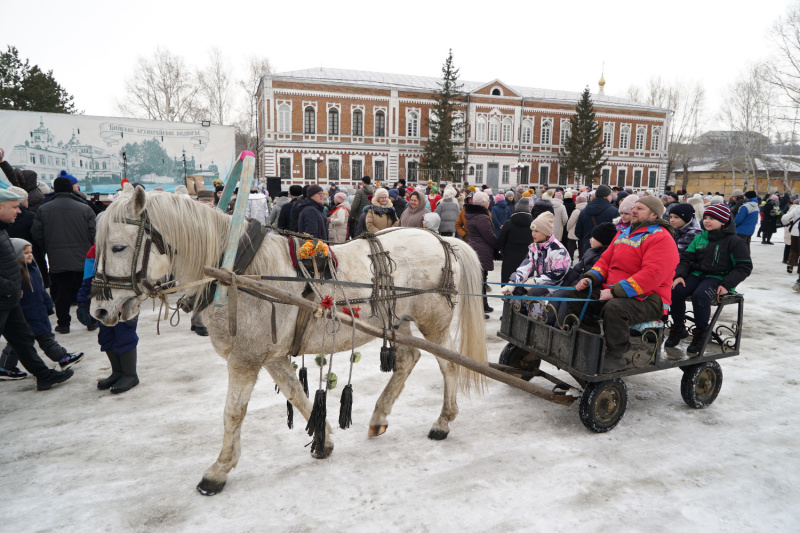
[256,68,670,192]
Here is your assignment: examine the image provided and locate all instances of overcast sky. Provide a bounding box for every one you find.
[3,0,794,127]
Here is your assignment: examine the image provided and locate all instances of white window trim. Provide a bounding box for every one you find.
[490,86,504,96]
[476,114,488,142]
[651,126,662,151]
[521,118,533,144]
[619,123,632,150]
[635,125,647,151]
[603,122,614,149]
[303,154,321,180]
[559,119,571,146]
[277,100,292,133]
[350,155,365,180]
[302,101,318,136]
[452,112,464,140]
[539,163,551,184]
[616,167,628,188]
[540,118,554,146]
[372,156,387,181]
[501,117,513,143]
[406,108,421,138]
[632,167,644,188]
[326,155,341,180]
[277,152,294,177]
[489,116,501,143]
[601,166,612,185]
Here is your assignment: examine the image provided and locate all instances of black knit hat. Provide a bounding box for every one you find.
[289,185,303,197]
[670,203,696,224]
[745,190,758,199]
[591,222,617,246]
[306,185,323,198]
[53,177,73,193]
[361,176,372,185]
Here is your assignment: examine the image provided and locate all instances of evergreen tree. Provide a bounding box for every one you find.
[558,87,607,187]
[421,50,465,182]
[0,46,77,113]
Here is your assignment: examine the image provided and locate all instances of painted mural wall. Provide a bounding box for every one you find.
[0,110,235,193]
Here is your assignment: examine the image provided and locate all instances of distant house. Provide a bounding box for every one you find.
[669,154,800,195]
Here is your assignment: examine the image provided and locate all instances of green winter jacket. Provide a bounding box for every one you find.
[674,223,752,291]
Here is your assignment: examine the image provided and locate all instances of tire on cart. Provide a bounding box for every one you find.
[579,378,628,433]
[498,342,541,373]
[680,360,723,409]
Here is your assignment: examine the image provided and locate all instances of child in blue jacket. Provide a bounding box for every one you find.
[0,239,83,375]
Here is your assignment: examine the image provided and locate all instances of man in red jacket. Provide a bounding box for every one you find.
[567,196,679,372]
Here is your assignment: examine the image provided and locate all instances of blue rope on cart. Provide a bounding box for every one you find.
[486,280,595,324]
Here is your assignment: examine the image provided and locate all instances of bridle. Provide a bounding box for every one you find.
[92,210,172,300]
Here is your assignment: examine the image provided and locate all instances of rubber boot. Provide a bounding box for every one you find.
[97,350,123,390]
[110,349,139,394]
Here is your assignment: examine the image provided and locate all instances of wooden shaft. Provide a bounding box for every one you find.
[203,266,576,406]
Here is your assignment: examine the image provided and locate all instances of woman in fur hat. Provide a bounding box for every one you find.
[365,187,399,234]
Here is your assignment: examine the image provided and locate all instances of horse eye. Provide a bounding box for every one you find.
[111,245,127,253]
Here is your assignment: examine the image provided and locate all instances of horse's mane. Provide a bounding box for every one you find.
[97,192,290,300]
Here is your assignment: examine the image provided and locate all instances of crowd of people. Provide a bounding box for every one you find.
[1,139,797,387]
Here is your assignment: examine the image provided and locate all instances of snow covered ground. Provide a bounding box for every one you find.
[1,234,800,532]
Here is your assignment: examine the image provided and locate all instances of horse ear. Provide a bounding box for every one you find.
[132,185,147,216]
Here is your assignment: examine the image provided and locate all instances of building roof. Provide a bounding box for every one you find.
[269,67,669,113]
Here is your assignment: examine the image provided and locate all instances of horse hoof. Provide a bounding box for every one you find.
[368,424,388,437]
[312,445,334,459]
[428,428,449,441]
[196,477,226,496]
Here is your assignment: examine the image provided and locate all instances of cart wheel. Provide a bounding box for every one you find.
[579,379,627,433]
[498,343,540,373]
[681,361,723,409]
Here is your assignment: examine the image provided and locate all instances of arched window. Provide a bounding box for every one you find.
[603,123,613,148]
[476,116,487,141]
[328,108,339,136]
[352,109,363,137]
[541,119,552,145]
[375,110,385,137]
[651,127,661,150]
[491,87,502,96]
[501,117,513,143]
[452,113,464,140]
[620,125,631,149]
[560,121,571,145]
[278,104,291,133]
[521,119,533,144]
[489,116,500,142]
[407,112,419,137]
[304,106,315,134]
[635,126,646,150]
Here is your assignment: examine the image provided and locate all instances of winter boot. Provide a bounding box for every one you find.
[37,369,74,391]
[110,349,139,394]
[602,348,629,373]
[686,329,706,354]
[664,324,689,348]
[97,350,123,390]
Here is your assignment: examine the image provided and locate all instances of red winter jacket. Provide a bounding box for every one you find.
[584,220,679,313]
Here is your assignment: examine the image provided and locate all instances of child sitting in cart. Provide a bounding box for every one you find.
[665,203,752,353]
[501,212,571,319]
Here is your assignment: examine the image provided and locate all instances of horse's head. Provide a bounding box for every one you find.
[91,184,173,326]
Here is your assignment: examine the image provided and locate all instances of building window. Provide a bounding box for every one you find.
[560,121,571,146]
[304,158,316,179]
[648,170,658,188]
[502,165,510,184]
[620,125,631,149]
[501,117,513,143]
[452,113,464,140]
[476,116,487,141]
[475,164,484,184]
[521,119,533,144]
[328,108,339,136]
[601,168,610,185]
[374,160,385,181]
[603,124,613,148]
[279,157,291,179]
[352,110,363,137]
[635,126,646,151]
[491,87,502,96]
[489,117,500,142]
[351,159,363,180]
[633,169,642,188]
[30,155,36,164]
[407,161,418,181]
[375,111,386,137]
[541,119,552,145]
[558,165,568,186]
[407,112,419,137]
[617,168,626,188]
[539,166,549,185]
[519,166,529,185]
[651,127,661,150]
[328,159,340,180]
[304,106,316,134]
[278,104,291,133]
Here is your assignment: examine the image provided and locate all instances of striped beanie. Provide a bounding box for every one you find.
[703,203,731,224]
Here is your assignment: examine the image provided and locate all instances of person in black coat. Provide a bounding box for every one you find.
[575,184,619,254]
[760,195,780,244]
[277,185,303,230]
[295,185,329,240]
[497,198,533,284]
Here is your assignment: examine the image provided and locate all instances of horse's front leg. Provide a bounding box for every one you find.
[197,357,261,496]
[429,355,459,440]
[368,321,421,437]
[263,356,334,459]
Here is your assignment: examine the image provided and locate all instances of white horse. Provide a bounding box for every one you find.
[91,185,487,495]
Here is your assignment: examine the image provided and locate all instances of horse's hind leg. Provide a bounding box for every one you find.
[368,321,421,437]
[263,356,334,459]
[197,358,260,496]
[420,327,459,441]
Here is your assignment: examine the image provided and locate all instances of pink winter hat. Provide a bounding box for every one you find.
[618,194,640,214]
[495,193,505,203]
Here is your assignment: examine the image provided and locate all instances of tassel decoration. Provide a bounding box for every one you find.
[306,389,327,456]
[380,346,397,373]
[299,366,309,398]
[338,384,353,430]
[287,400,293,429]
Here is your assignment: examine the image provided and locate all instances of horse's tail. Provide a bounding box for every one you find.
[449,238,488,395]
